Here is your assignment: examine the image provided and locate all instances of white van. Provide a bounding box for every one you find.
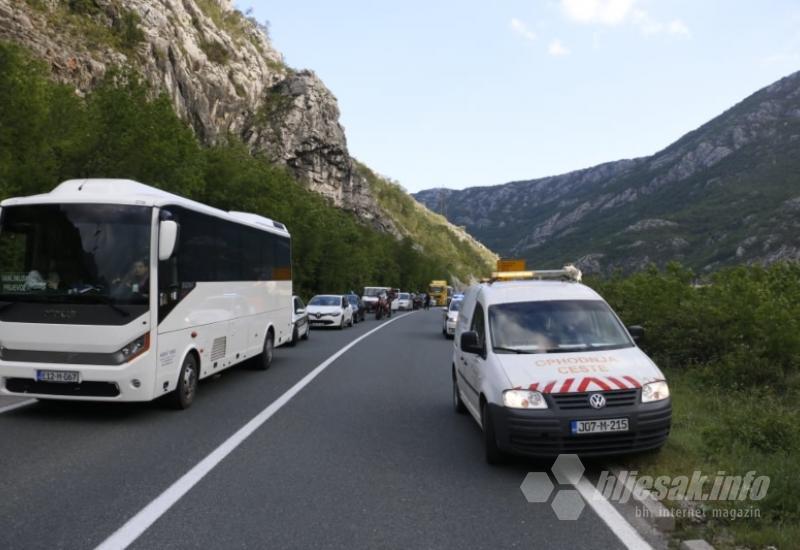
[451,268,671,463]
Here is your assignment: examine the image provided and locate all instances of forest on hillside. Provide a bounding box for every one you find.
[0,42,455,298]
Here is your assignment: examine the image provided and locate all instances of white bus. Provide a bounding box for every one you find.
[0,179,293,408]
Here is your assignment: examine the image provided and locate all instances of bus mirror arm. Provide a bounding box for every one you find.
[159,220,179,261]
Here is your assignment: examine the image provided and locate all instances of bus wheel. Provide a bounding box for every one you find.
[172,354,198,410]
[255,331,274,370]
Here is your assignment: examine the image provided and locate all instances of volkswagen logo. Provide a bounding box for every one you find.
[589,393,606,409]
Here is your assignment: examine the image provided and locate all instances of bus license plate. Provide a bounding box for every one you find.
[36,370,80,383]
[571,418,629,435]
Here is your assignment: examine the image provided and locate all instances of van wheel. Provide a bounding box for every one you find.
[482,402,505,465]
[172,354,198,410]
[453,372,467,414]
[302,326,309,340]
[254,331,274,370]
[289,326,298,347]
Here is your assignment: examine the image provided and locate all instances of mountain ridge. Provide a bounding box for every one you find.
[415,69,800,273]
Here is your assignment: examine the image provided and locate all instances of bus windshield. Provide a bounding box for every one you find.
[0,204,152,305]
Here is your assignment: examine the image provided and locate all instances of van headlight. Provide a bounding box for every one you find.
[114,333,150,364]
[641,381,670,402]
[503,390,548,409]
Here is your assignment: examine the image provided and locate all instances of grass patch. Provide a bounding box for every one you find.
[621,371,799,548]
[24,0,145,55]
[199,39,229,64]
[590,264,800,548]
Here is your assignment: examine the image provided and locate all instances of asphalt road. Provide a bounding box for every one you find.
[1,309,636,549]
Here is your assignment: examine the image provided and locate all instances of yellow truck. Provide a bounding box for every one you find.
[428,280,448,307]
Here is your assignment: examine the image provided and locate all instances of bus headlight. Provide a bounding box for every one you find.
[642,381,670,403]
[503,390,548,409]
[115,333,150,363]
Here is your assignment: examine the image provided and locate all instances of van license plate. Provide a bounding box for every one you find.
[36,370,80,383]
[571,418,629,435]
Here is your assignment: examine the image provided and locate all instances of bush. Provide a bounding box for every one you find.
[600,264,800,544]
[590,262,800,391]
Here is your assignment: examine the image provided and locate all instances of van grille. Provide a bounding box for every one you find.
[550,389,638,410]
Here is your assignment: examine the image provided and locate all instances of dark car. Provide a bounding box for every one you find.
[346,294,366,323]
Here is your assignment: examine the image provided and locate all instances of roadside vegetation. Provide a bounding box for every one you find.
[589,263,800,548]
[0,41,463,298]
[356,161,497,284]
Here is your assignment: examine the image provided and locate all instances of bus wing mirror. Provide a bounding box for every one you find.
[159,220,179,261]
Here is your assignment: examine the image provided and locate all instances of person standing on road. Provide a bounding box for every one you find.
[424,292,430,310]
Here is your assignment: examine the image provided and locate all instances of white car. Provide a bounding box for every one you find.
[442,297,462,338]
[392,292,413,311]
[289,295,310,345]
[307,295,353,329]
[452,268,671,464]
[362,286,391,313]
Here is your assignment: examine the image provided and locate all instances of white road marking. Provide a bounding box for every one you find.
[0,399,37,414]
[576,477,652,550]
[95,312,415,550]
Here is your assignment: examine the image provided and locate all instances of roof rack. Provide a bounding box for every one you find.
[489,264,582,284]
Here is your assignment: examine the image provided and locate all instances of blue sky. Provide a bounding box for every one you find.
[242,1,800,192]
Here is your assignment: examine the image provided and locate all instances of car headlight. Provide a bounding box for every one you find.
[330,311,341,317]
[503,390,548,409]
[114,333,150,363]
[641,380,670,403]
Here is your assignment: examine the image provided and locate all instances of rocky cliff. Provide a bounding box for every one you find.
[0,0,398,233]
[416,70,800,273]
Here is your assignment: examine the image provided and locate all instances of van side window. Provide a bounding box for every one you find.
[471,303,486,349]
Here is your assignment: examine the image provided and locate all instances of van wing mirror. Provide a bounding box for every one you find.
[627,325,644,343]
[159,220,179,261]
[460,331,483,355]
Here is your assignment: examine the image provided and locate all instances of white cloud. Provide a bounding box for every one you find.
[631,8,662,35]
[548,39,571,56]
[561,0,637,25]
[668,19,690,36]
[510,18,537,41]
[560,0,689,37]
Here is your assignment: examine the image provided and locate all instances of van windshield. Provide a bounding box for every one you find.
[488,300,633,354]
[363,288,385,297]
[0,204,152,306]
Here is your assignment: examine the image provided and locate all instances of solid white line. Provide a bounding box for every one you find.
[576,477,652,550]
[95,312,415,550]
[0,399,37,414]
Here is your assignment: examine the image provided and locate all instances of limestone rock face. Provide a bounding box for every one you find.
[0,0,397,232]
